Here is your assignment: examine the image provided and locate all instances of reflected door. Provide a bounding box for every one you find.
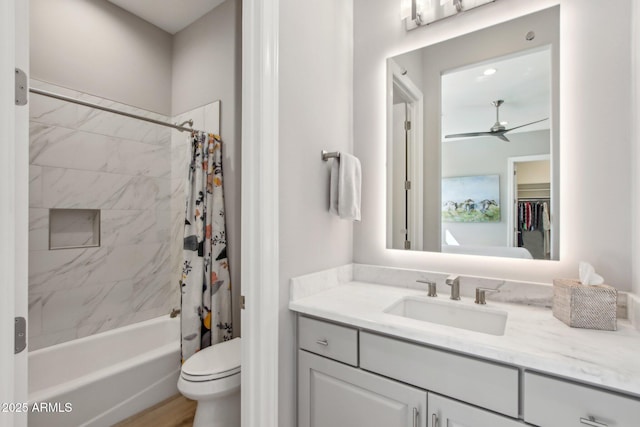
[392,102,410,249]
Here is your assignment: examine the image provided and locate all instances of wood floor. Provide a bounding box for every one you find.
[114,394,197,427]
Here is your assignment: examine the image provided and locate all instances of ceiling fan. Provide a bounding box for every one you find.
[444,100,548,142]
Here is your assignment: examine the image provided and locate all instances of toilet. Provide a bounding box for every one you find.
[178,337,241,427]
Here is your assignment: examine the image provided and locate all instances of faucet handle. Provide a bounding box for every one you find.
[416,280,437,297]
[445,276,461,300]
[475,287,500,304]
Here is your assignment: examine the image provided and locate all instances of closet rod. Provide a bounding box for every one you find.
[29,88,204,134]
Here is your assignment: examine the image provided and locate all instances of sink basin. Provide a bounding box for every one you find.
[384,297,508,336]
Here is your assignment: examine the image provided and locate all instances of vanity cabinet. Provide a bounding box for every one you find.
[297,315,640,427]
[298,350,427,427]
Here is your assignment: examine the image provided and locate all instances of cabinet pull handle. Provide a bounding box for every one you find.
[412,408,418,427]
[432,413,438,427]
[316,339,328,346]
[580,416,608,427]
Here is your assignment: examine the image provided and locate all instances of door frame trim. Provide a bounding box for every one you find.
[241,0,280,426]
[387,59,424,250]
[0,0,18,424]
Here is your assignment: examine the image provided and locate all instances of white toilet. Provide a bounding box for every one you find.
[178,337,241,427]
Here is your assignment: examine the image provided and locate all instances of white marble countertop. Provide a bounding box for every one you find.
[289,266,640,398]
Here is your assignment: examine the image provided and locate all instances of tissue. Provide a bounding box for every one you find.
[578,261,604,286]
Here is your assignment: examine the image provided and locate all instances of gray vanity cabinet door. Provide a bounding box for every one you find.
[524,372,640,426]
[298,350,427,427]
[428,393,525,427]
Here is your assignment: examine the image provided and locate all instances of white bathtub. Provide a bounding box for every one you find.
[28,315,181,427]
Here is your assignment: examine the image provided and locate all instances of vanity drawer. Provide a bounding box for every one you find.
[298,316,358,366]
[524,372,640,427]
[360,332,519,418]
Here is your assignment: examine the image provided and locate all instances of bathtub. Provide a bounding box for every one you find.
[28,315,181,427]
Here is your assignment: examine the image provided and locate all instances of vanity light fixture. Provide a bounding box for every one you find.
[400,0,412,21]
[404,0,497,31]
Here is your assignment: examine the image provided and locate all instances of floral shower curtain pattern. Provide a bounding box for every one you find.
[180,131,233,362]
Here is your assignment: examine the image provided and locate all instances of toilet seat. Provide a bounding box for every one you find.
[181,366,240,382]
[181,337,241,383]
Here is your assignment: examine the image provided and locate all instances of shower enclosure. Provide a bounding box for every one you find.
[27,78,221,425]
[28,80,221,350]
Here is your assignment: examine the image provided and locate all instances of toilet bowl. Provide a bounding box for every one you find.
[178,337,241,427]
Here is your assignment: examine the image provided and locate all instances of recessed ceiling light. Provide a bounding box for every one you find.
[483,68,497,76]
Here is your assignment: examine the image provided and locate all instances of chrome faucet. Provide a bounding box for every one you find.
[445,275,461,300]
[416,279,437,297]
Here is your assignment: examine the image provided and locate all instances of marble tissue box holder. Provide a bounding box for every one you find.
[552,279,617,331]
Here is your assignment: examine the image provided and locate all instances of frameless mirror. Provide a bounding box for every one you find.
[387,6,559,260]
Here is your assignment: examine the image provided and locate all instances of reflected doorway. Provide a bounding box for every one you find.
[507,155,552,260]
[387,59,424,250]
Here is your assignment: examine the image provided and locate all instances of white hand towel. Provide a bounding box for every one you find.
[329,153,361,221]
[329,159,340,216]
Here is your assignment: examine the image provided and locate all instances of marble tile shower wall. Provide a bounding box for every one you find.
[28,80,179,350]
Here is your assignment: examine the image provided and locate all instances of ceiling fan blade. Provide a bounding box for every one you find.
[446,103,547,142]
[445,131,495,139]
[504,118,549,133]
[446,131,510,141]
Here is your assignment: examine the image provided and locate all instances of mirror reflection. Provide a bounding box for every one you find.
[387,6,559,260]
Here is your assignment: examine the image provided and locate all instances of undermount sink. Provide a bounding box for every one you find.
[384,296,508,336]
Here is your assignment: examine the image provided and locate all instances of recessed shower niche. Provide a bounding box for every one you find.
[48,208,101,250]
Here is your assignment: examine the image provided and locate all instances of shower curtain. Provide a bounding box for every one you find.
[180,132,233,362]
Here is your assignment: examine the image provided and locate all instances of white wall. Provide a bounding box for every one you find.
[278,0,354,426]
[518,160,551,184]
[172,0,241,116]
[30,0,173,115]
[354,0,633,290]
[172,0,243,336]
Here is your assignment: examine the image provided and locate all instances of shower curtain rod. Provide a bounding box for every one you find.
[29,88,202,134]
